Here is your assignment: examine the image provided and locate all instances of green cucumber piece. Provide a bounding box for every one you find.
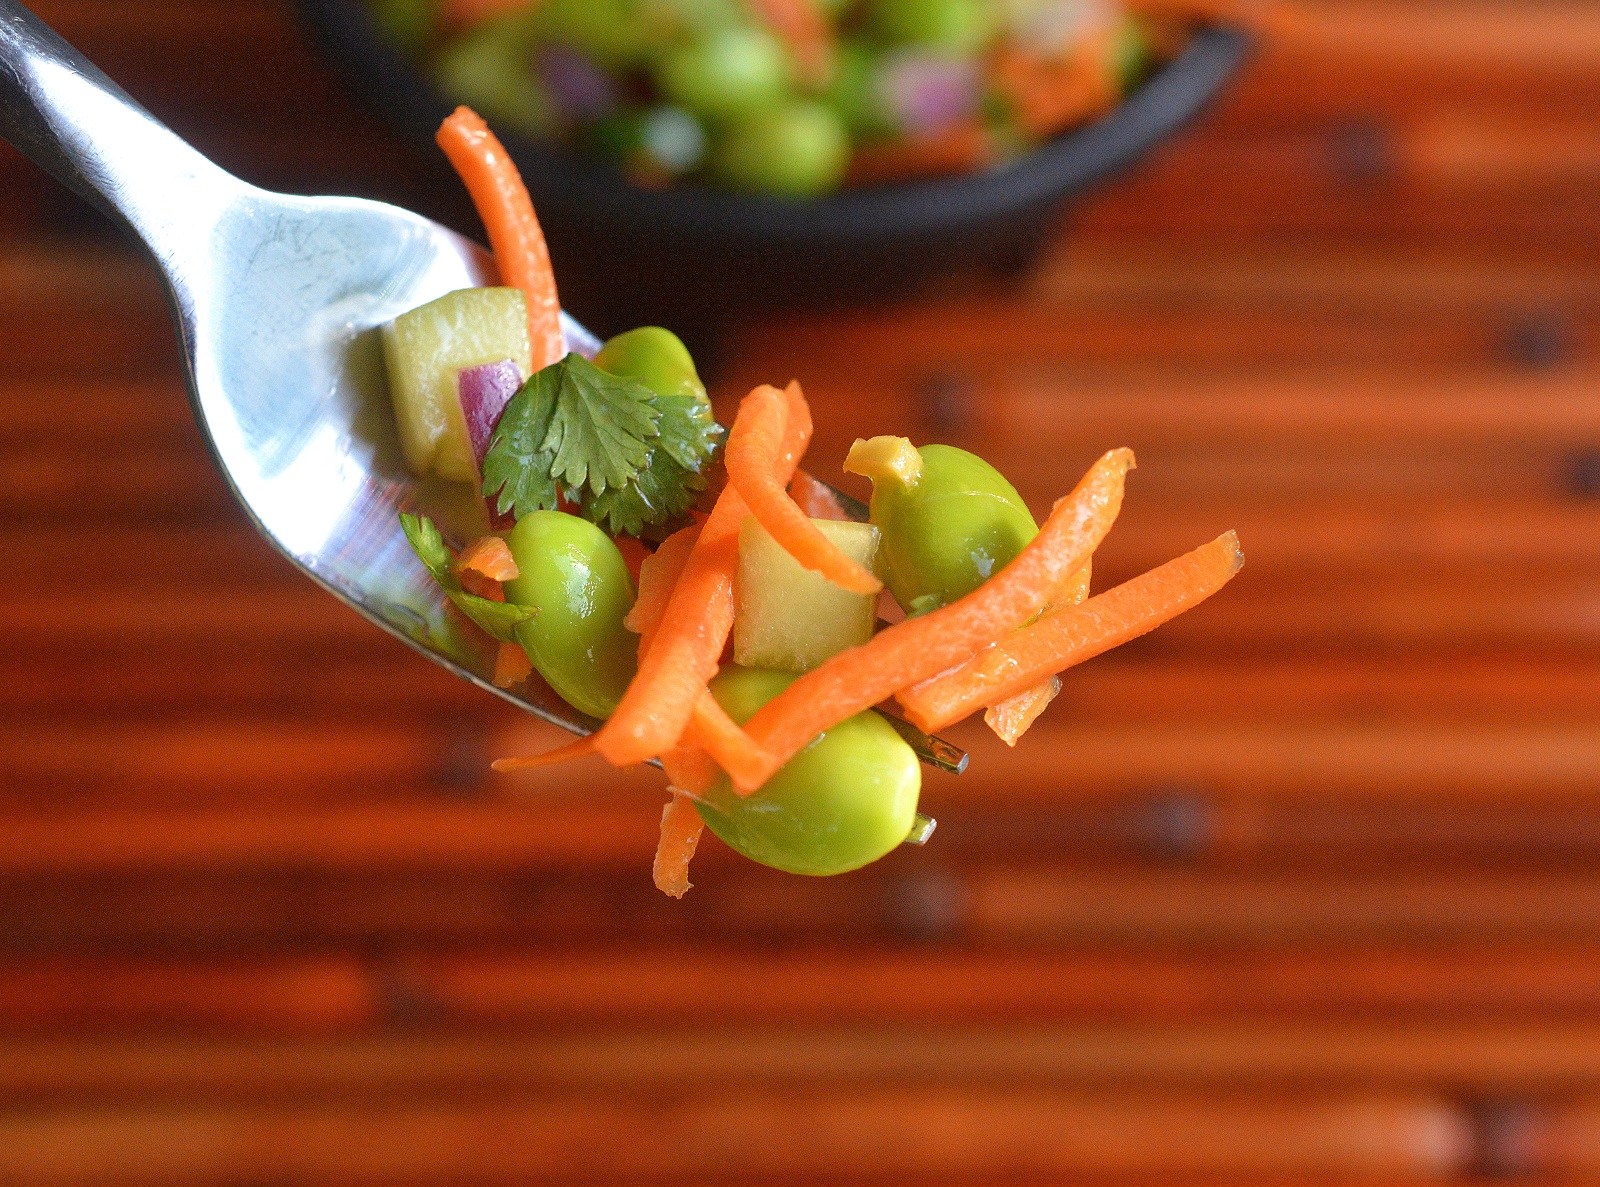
[734,516,880,672]
[381,287,533,483]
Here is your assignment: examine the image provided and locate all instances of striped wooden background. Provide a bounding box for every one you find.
[4,0,1600,1181]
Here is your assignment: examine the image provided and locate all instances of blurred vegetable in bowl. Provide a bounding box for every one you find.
[370,0,1178,196]
[300,0,1250,323]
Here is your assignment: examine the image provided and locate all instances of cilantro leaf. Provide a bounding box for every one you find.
[480,355,725,537]
[653,392,725,473]
[400,512,535,644]
[581,393,725,538]
[582,449,706,539]
[481,361,562,518]
[543,354,661,496]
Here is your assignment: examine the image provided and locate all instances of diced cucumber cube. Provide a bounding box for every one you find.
[381,287,533,483]
[735,516,880,672]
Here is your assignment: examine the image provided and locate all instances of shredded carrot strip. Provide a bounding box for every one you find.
[491,734,597,771]
[457,570,506,601]
[492,642,533,688]
[732,448,1135,791]
[621,524,771,792]
[625,525,702,642]
[613,533,650,583]
[684,695,772,789]
[595,485,746,765]
[778,379,812,473]
[661,743,719,795]
[653,792,704,898]
[902,531,1243,732]
[985,675,1061,746]
[984,557,1091,743]
[454,535,519,582]
[748,0,833,84]
[789,470,850,521]
[1055,558,1093,607]
[595,392,808,769]
[436,107,565,371]
[990,29,1118,140]
[726,384,881,595]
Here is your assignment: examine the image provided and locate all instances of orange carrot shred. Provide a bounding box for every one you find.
[902,531,1243,733]
[653,792,704,898]
[748,0,834,85]
[778,379,812,473]
[789,470,850,521]
[598,488,742,768]
[492,734,597,771]
[726,384,881,595]
[454,535,519,582]
[457,570,506,601]
[615,523,764,792]
[990,26,1118,140]
[613,533,650,584]
[492,642,534,688]
[733,448,1135,792]
[596,421,805,768]
[984,675,1061,746]
[625,525,701,643]
[662,743,720,796]
[436,107,565,371]
[983,557,1091,744]
[686,695,773,789]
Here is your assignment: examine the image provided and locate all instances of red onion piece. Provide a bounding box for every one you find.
[880,52,980,137]
[534,44,619,124]
[458,359,524,470]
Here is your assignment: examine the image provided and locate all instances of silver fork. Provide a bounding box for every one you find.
[0,1,966,782]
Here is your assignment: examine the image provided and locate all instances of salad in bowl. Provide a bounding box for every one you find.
[371,0,1218,194]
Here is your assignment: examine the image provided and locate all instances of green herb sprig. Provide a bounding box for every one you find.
[482,353,725,537]
[400,512,535,644]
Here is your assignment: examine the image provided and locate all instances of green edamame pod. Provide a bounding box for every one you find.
[656,26,792,123]
[694,666,922,875]
[867,0,994,53]
[503,511,638,719]
[846,437,1037,616]
[711,101,850,197]
[594,326,708,404]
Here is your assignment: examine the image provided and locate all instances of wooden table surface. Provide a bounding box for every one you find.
[4,1,1600,1182]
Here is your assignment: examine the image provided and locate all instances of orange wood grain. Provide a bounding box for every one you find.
[2,0,1599,1181]
[0,1087,1471,1180]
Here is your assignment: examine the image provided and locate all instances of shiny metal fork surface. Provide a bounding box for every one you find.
[0,1,966,773]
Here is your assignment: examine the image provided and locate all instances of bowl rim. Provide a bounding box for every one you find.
[296,0,1252,246]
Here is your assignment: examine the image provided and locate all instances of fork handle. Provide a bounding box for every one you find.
[0,0,236,253]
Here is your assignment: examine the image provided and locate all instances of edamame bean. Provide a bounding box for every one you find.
[503,511,638,719]
[711,100,849,197]
[594,326,708,403]
[851,438,1037,615]
[693,666,922,875]
[534,0,651,69]
[657,27,792,123]
[435,17,553,140]
[867,0,994,54]
[827,39,897,137]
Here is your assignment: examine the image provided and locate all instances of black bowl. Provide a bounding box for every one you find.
[297,0,1250,334]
